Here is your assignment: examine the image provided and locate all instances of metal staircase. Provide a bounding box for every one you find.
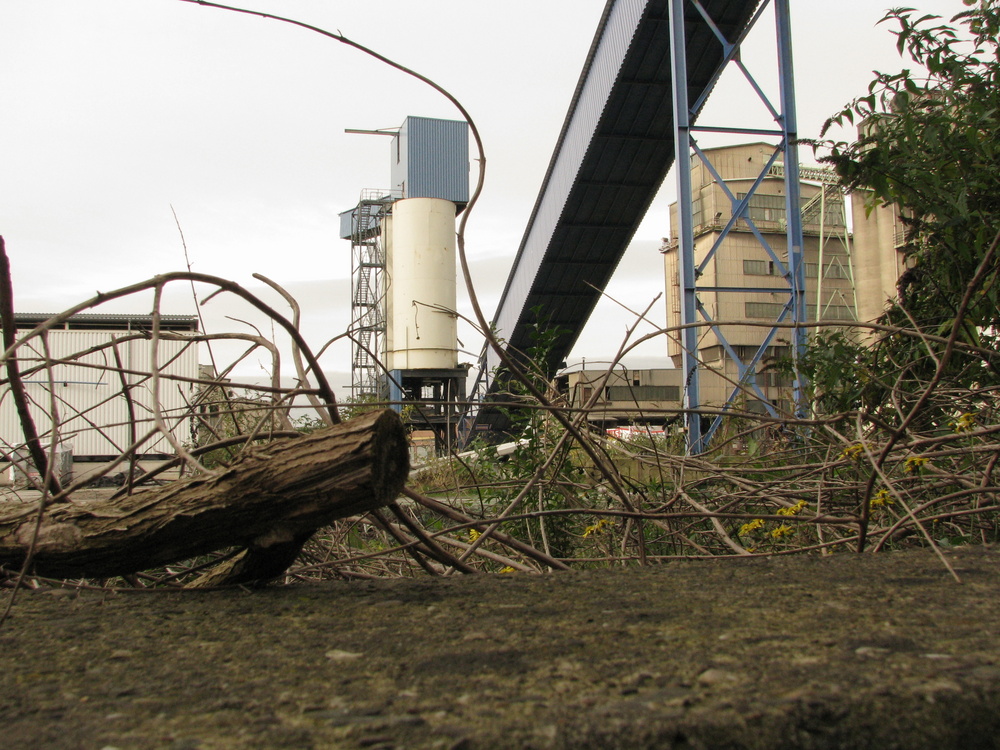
[349,190,396,399]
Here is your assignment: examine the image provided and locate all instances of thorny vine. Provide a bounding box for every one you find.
[4,3,1000,610]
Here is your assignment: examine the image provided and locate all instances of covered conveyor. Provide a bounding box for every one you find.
[469,0,762,438]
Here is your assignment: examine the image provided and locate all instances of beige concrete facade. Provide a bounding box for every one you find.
[661,143,859,414]
[850,189,909,325]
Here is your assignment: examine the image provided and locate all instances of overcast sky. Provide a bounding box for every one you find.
[0,0,970,394]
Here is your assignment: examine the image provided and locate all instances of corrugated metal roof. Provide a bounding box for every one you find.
[8,314,199,333]
[476,0,761,434]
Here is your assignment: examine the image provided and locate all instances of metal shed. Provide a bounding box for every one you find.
[0,314,200,464]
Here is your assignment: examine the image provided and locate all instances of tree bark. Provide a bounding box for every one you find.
[0,409,409,582]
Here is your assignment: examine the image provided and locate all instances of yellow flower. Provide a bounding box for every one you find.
[583,518,614,538]
[904,456,928,474]
[770,524,794,539]
[777,500,808,517]
[952,412,976,433]
[738,518,765,536]
[840,443,864,461]
[870,489,894,508]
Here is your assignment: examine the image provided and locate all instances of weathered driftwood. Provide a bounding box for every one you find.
[0,409,409,584]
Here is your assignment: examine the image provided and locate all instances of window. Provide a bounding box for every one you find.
[745,301,791,319]
[691,196,703,228]
[737,192,787,223]
[806,261,850,279]
[607,385,680,402]
[744,259,772,276]
[759,372,793,388]
[823,263,849,279]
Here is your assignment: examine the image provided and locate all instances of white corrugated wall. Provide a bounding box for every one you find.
[0,330,199,457]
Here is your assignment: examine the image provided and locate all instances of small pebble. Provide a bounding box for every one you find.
[696,668,741,686]
[325,650,363,661]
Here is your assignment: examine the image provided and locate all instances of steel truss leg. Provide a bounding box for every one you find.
[668,0,807,454]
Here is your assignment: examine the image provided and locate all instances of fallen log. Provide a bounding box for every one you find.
[0,409,410,584]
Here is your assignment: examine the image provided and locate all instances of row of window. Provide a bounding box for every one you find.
[578,378,796,406]
[754,371,794,388]
[736,192,847,228]
[579,385,682,404]
[743,259,851,279]
[744,301,856,321]
[691,193,848,230]
[607,385,681,402]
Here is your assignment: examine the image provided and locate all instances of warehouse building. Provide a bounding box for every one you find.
[0,313,200,485]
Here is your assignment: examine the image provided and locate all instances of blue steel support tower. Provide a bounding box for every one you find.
[668,0,807,453]
[462,0,807,451]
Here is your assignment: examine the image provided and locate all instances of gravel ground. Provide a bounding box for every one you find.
[3,545,1000,749]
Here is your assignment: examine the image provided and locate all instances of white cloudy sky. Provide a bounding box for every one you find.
[0,0,970,394]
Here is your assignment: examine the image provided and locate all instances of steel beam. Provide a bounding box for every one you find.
[669,0,807,453]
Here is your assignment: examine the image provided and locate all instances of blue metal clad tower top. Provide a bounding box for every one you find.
[390,116,470,207]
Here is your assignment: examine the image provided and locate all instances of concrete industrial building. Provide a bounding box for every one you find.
[521,141,905,434]
[661,143,860,416]
[550,143,906,434]
[556,368,682,428]
[340,115,470,452]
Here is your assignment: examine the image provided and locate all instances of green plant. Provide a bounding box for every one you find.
[810,2,1000,412]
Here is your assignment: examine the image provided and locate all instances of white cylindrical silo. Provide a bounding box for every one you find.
[382,213,394,367]
[385,197,458,371]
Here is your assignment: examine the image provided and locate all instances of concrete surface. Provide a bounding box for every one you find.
[2,545,999,749]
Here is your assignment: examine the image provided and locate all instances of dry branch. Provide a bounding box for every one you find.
[0,237,61,498]
[0,409,409,583]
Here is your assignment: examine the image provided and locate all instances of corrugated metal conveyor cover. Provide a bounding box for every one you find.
[487,0,759,378]
[474,0,761,430]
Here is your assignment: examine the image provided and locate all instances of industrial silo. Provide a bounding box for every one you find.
[342,116,470,452]
[384,196,458,372]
